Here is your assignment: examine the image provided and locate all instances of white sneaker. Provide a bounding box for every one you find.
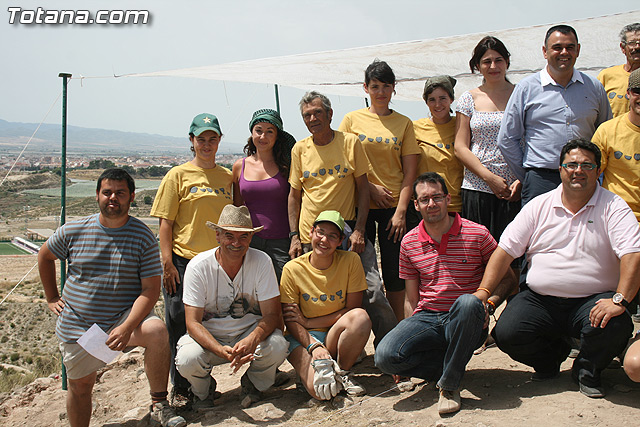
[337,371,366,396]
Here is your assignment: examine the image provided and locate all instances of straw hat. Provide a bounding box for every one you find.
[206,205,264,233]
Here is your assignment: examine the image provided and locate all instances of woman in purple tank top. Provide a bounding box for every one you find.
[232,109,296,281]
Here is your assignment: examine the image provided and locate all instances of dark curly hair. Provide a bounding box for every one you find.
[243,125,290,175]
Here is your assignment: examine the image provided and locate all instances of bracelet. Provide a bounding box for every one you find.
[306,341,323,354]
[477,287,491,296]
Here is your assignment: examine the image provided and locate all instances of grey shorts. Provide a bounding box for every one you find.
[58,309,160,380]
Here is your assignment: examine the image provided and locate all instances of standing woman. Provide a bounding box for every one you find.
[232,109,296,281]
[339,60,420,321]
[454,36,521,240]
[413,75,464,213]
[150,113,232,404]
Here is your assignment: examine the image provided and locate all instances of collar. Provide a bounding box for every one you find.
[552,184,599,214]
[540,67,582,87]
[417,212,461,243]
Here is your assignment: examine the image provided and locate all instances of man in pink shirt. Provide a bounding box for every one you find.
[375,172,516,415]
[477,139,640,398]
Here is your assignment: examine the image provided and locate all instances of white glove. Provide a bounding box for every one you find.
[311,358,342,400]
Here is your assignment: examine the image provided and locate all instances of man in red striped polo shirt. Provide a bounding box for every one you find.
[375,172,516,416]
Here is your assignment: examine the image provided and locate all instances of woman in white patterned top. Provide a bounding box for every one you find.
[454,36,521,240]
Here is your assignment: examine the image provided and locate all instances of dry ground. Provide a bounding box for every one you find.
[1,256,640,426]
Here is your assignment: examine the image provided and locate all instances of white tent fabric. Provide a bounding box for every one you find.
[121,11,640,101]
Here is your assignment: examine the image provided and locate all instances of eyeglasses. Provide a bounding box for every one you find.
[623,41,640,48]
[417,194,447,204]
[313,227,341,242]
[561,162,597,171]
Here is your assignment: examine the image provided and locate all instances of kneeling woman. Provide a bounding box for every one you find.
[280,211,372,400]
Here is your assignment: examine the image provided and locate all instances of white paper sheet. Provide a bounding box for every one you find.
[76,323,121,364]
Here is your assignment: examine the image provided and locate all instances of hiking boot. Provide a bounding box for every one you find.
[169,386,192,408]
[337,370,366,396]
[150,400,186,427]
[274,369,290,387]
[191,395,215,412]
[437,389,461,415]
[241,373,263,408]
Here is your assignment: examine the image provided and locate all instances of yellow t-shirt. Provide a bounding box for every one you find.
[339,108,420,208]
[413,117,463,212]
[598,65,630,118]
[280,250,367,332]
[151,162,232,259]
[289,132,369,244]
[592,113,640,221]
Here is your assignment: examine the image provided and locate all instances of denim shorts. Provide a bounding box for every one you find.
[285,330,327,353]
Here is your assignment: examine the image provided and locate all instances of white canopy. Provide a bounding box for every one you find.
[120,10,640,101]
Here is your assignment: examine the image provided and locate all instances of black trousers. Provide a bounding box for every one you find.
[493,288,633,387]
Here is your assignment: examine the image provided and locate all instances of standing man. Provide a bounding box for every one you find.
[288,91,397,347]
[592,68,640,221]
[175,205,288,409]
[598,23,640,117]
[498,24,612,205]
[479,140,640,398]
[38,168,185,427]
[375,172,516,415]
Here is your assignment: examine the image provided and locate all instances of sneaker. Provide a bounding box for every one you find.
[337,371,366,396]
[150,400,186,427]
[241,373,263,408]
[437,389,461,415]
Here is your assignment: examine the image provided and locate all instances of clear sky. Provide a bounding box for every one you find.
[2,0,637,153]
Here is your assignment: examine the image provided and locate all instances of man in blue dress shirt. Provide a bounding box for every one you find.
[498,24,612,205]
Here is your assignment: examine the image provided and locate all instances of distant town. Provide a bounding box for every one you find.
[1,152,245,173]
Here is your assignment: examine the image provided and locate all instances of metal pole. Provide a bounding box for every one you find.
[58,72,71,391]
[274,84,280,114]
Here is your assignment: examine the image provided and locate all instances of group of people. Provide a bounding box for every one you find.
[37,22,640,427]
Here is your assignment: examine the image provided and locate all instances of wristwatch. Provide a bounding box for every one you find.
[288,231,299,239]
[612,293,629,307]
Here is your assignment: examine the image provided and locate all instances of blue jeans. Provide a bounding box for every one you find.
[375,294,486,391]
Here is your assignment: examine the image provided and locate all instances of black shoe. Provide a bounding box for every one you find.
[571,369,605,398]
[531,369,560,381]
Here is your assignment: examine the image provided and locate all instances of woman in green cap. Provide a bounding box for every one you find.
[150,112,232,404]
[232,108,296,281]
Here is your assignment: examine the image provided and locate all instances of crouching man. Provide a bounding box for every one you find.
[375,172,516,415]
[175,205,288,409]
[280,210,372,400]
[38,168,185,427]
[484,140,640,398]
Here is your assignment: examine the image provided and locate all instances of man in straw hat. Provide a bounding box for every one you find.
[175,205,288,409]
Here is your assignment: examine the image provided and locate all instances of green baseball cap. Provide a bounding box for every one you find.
[190,113,222,137]
[313,210,345,234]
